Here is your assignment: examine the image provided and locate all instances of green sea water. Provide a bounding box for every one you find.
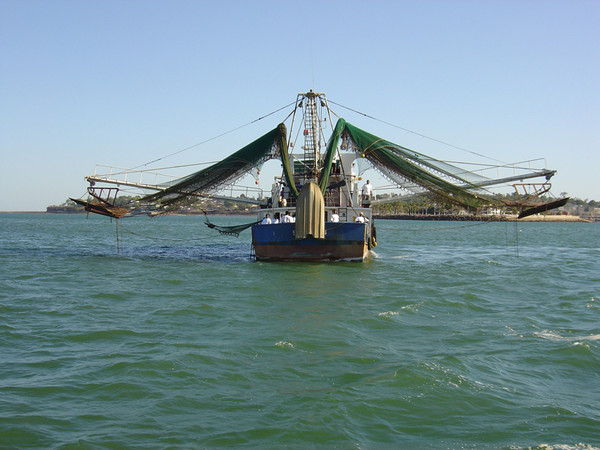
[1,213,599,449]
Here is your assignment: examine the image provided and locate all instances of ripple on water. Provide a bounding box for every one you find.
[1,215,599,448]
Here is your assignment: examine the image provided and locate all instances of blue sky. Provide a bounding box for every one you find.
[1,0,598,210]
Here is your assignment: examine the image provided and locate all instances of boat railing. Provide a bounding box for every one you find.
[214,185,264,201]
[87,165,265,200]
[257,206,371,224]
[442,158,551,185]
[88,165,182,190]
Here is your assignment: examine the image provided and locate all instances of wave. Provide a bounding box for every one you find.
[535,331,600,342]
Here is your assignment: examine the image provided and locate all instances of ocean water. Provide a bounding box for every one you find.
[1,213,598,449]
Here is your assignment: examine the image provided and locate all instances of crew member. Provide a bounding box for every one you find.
[260,213,272,225]
[355,212,369,223]
[361,180,373,206]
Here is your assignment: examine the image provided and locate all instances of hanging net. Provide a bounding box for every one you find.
[142,124,287,208]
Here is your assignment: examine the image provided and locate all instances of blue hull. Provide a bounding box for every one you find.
[251,222,371,262]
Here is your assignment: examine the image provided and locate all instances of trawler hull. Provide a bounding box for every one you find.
[252,222,371,262]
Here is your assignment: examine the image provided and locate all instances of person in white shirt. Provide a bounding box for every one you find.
[282,211,292,223]
[355,212,369,223]
[260,213,272,225]
[330,210,340,222]
[361,180,373,205]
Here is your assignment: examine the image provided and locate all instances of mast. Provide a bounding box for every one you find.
[298,90,325,182]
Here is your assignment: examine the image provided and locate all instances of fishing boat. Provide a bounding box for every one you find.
[72,90,568,261]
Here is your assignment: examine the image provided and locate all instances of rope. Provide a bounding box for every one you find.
[118,224,236,242]
[116,220,121,252]
[133,102,296,169]
[327,99,507,164]
[116,209,255,242]
[514,220,520,257]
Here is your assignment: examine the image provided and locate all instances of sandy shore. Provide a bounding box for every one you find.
[374,213,593,223]
[505,214,592,222]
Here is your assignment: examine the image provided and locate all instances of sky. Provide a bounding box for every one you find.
[1,0,598,211]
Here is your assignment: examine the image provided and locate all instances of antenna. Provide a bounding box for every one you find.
[310,42,315,90]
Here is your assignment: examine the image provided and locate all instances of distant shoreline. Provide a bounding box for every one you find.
[1,210,594,222]
[374,214,594,223]
[0,211,47,214]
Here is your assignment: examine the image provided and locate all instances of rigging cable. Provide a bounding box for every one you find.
[327,100,521,203]
[133,101,296,169]
[327,99,507,164]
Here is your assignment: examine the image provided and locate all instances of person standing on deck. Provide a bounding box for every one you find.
[261,214,272,225]
[331,210,340,222]
[361,180,373,206]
